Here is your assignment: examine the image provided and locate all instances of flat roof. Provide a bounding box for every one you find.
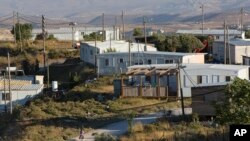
[128,63,249,72]
[32,26,115,34]
[81,40,157,52]
[98,51,206,56]
[0,79,43,91]
[176,29,242,35]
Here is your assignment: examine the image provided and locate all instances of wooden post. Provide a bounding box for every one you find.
[166,86,168,101]
[176,72,179,98]
[139,76,142,96]
[157,75,160,98]
[120,75,124,98]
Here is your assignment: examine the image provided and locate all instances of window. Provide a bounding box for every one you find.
[2,93,10,101]
[148,59,152,64]
[197,75,202,84]
[90,50,93,55]
[105,59,109,66]
[165,59,173,64]
[225,76,231,82]
[119,58,123,63]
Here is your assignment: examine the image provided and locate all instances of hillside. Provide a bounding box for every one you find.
[1,0,250,23]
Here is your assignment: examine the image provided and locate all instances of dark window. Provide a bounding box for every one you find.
[197,75,202,84]
[165,59,173,64]
[165,60,169,64]
[105,59,109,66]
[90,50,93,55]
[2,93,10,101]
[225,76,231,82]
[148,59,152,64]
[120,58,123,63]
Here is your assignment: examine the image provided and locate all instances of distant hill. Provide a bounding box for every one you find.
[0,0,250,23]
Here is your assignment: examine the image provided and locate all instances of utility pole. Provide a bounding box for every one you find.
[240,8,244,36]
[17,12,23,52]
[143,17,147,51]
[102,13,105,42]
[128,41,131,66]
[3,73,7,113]
[177,59,185,117]
[201,4,204,36]
[42,15,46,69]
[114,16,117,40]
[109,33,112,49]
[224,20,227,64]
[7,52,12,114]
[47,55,50,88]
[95,34,97,76]
[227,26,231,64]
[122,10,125,40]
[13,11,16,44]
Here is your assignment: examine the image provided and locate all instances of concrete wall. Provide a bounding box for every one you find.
[0,87,43,111]
[213,41,250,64]
[182,54,204,64]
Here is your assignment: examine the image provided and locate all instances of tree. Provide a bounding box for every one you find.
[11,23,33,41]
[245,30,250,39]
[215,78,250,124]
[163,35,181,52]
[47,34,57,40]
[35,32,48,40]
[178,34,204,52]
[133,28,143,36]
[83,32,102,41]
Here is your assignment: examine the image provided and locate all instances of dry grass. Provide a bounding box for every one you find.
[90,85,114,94]
[120,119,228,141]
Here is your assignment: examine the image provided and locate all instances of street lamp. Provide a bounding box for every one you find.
[69,22,77,48]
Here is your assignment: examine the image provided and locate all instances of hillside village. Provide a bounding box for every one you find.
[0,2,250,141]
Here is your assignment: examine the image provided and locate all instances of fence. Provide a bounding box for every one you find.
[122,86,177,98]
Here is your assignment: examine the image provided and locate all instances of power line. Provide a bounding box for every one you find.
[0,16,13,23]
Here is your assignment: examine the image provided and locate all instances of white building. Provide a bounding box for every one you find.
[0,78,44,112]
[32,26,120,41]
[127,64,249,97]
[97,52,205,75]
[176,29,243,41]
[213,39,250,64]
[80,40,157,65]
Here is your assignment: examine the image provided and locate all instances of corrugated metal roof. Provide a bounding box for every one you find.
[32,27,115,34]
[0,84,43,91]
[20,84,44,90]
[176,29,242,35]
[0,79,43,91]
[229,39,250,46]
[128,63,249,72]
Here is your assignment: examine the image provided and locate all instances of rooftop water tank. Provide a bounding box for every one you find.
[52,81,58,92]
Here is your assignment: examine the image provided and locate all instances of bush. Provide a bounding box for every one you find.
[95,133,116,141]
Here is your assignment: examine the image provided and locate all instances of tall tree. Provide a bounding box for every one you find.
[163,35,181,52]
[215,78,250,124]
[11,23,33,41]
[133,28,143,36]
[178,34,204,52]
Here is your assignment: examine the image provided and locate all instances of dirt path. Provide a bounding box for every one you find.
[69,112,164,141]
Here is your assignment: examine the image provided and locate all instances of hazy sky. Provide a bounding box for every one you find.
[0,0,248,20]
